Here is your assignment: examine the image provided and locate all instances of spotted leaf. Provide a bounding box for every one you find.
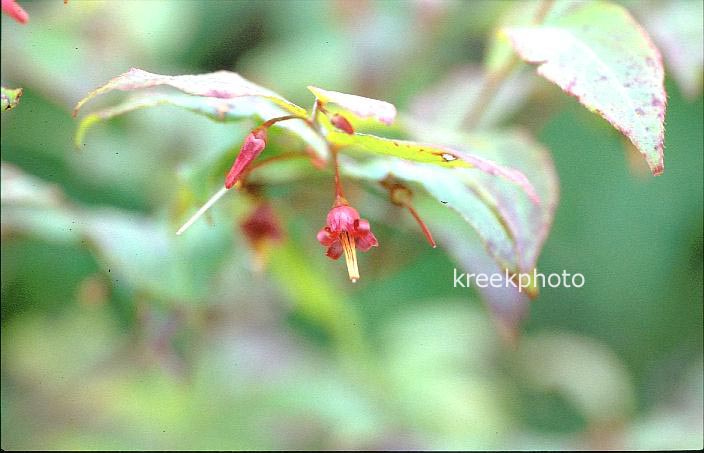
[504,1,667,175]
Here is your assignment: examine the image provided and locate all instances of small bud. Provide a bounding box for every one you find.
[331,113,355,135]
[225,128,267,189]
[2,0,29,23]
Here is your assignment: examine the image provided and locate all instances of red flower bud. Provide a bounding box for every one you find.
[317,200,377,282]
[2,0,28,24]
[330,113,354,135]
[225,128,267,189]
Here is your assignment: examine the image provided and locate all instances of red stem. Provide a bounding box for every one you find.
[261,114,308,129]
[406,204,436,248]
[331,147,345,200]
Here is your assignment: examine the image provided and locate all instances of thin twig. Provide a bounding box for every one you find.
[241,151,312,182]
[463,0,555,129]
[261,114,307,129]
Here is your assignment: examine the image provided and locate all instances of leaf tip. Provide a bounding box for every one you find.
[650,161,664,176]
[306,85,321,98]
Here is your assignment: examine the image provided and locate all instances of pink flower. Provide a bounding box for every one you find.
[240,202,283,271]
[330,113,354,134]
[2,0,28,24]
[225,128,267,189]
[317,199,378,282]
[241,203,283,245]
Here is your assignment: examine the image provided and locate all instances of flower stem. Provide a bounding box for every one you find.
[331,147,344,200]
[261,114,309,129]
[406,204,437,248]
[242,151,311,178]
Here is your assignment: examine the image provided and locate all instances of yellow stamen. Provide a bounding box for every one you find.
[339,232,359,282]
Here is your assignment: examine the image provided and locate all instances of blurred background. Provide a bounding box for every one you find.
[1,0,702,450]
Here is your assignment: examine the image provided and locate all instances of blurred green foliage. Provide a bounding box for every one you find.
[1,0,702,450]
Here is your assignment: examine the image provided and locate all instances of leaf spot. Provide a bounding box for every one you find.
[441,153,457,162]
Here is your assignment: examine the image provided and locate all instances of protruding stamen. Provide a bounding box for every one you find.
[176,186,228,235]
[339,232,359,282]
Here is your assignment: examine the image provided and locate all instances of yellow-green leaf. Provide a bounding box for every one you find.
[308,85,397,125]
[329,131,539,203]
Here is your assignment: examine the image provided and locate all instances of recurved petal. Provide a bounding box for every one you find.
[326,241,343,260]
[355,230,378,252]
[316,227,336,246]
[355,218,371,233]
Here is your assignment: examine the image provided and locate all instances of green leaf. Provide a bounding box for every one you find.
[517,332,635,423]
[503,1,667,175]
[342,129,558,333]
[83,208,234,302]
[432,128,558,275]
[1,87,23,112]
[1,163,82,244]
[483,0,573,74]
[409,65,535,130]
[329,130,540,203]
[307,85,397,125]
[73,68,308,118]
[73,92,327,159]
[1,162,64,208]
[636,0,703,99]
[343,129,554,274]
[418,198,532,340]
[1,163,234,302]
[343,157,519,272]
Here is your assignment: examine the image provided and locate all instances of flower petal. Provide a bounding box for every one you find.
[326,241,343,260]
[241,203,283,243]
[355,218,371,233]
[2,0,29,24]
[225,129,267,189]
[326,204,359,232]
[355,230,378,252]
[316,227,336,246]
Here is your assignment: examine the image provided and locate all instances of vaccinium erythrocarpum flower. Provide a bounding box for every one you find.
[317,197,378,282]
[240,202,283,272]
[225,128,267,189]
